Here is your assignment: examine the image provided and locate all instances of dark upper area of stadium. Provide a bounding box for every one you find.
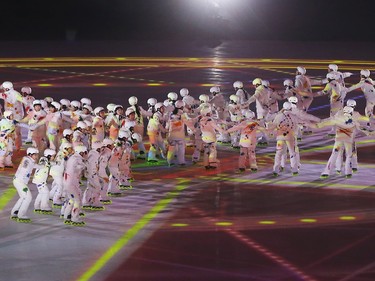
[2,0,374,42]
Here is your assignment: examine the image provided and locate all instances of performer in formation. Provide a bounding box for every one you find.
[3,65,373,224]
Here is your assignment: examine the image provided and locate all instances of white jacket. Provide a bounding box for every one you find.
[63,153,86,187]
[32,157,50,184]
[14,156,42,184]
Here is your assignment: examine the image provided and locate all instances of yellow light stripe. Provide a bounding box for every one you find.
[215,222,233,226]
[147,83,162,86]
[77,179,190,281]
[0,57,375,67]
[92,83,107,86]
[258,221,276,225]
[300,219,317,223]
[339,216,356,221]
[37,84,53,87]
[171,223,189,227]
[0,186,17,211]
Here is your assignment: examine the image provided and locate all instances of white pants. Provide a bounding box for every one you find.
[203,142,218,167]
[322,141,353,176]
[365,101,375,128]
[11,179,32,219]
[63,185,82,222]
[108,166,121,194]
[99,177,110,200]
[239,146,257,169]
[274,138,298,173]
[82,177,101,207]
[0,137,14,167]
[50,175,64,205]
[167,139,186,165]
[192,138,204,162]
[34,183,51,211]
[335,142,358,171]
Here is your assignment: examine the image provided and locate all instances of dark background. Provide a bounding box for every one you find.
[2,0,374,42]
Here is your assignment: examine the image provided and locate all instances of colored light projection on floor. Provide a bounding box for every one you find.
[77,178,190,281]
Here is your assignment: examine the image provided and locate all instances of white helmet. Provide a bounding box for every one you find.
[44,97,53,103]
[80,98,91,106]
[233,81,243,89]
[50,101,61,110]
[163,99,170,107]
[2,81,13,90]
[346,99,356,107]
[131,133,142,143]
[26,147,39,155]
[244,110,255,119]
[118,129,131,139]
[44,148,56,157]
[229,94,239,103]
[70,100,81,108]
[252,78,262,86]
[60,99,70,107]
[199,94,209,103]
[63,129,73,137]
[343,106,354,115]
[84,120,92,128]
[283,79,294,87]
[155,102,164,111]
[283,102,292,110]
[360,69,370,78]
[180,88,189,97]
[288,96,298,104]
[91,141,102,151]
[21,86,32,95]
[262,80,270,87]
[296,66,306,75]
[183,95,195,106]
[33,100,42,106]
[3,110,13,118]
[175,100,185,109]
[76,121,88,130]
[326,72,337,80]
[167,92,178,101]
[102,138,114,147]
[147,98,157,107]
[40,100,48,109]
[200,106,212,116]
[82,105,93,112]
[107,103,116,112]
[209,86,221,94]
[114,105,123,112]
[125,107,135,116]
[94,106,105,116]
[128,96,138,106]
[61,142,73,151]
[74,145,88,154]
[328,64,338,72]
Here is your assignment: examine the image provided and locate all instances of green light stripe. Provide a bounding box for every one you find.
[0,186,17,211]
[77,179,189,281]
